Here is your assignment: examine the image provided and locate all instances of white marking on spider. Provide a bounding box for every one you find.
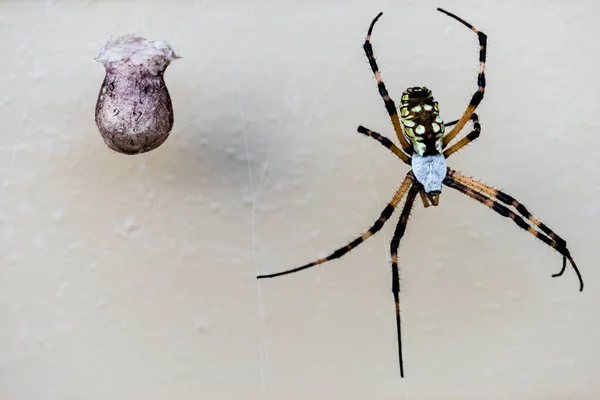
[411,153,447,194]
[415,125,425,134]
[435,141,443,153]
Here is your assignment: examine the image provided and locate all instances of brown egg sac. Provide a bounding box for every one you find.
[94,35,180,155]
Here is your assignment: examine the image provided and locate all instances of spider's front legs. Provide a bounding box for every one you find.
[257,172,415,279]
[438,8,487,147]
[444,169,584,291]
[390,182,420,378]
[363,13,413,155]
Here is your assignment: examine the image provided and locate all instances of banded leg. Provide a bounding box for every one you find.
[257,172,415,279]
[448,169,581,284]
[443,113,481,158]
[357,125,411,164]
[449,169,567,247]
[444,171,583,291]
[363,13,413,154]
[438,8,487,148]
[390,182,420,378]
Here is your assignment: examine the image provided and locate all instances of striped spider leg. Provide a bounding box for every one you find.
[438,7,487,149]
[258,170,419,379]
[363,12,414,160]
[443,169,584,291]
[258,172,415,278]
[388,182,420,377]
[257,8,583,379]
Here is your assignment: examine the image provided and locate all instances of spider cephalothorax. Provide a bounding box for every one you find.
[258,8,583,379]
[400,87,445,156]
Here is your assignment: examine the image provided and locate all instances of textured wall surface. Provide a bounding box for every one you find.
[1,1,599,399]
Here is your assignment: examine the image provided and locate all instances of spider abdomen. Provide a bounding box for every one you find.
[400,87,445,156]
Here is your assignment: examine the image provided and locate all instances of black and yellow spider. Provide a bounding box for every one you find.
[258,8,583,378]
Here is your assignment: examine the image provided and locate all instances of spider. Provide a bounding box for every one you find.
[257,8,584,378]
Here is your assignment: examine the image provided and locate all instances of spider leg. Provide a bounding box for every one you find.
[390,182,420,378]
[449,170,566,244]
[357,125,411,164]
[418,189,431,208]
[438,8,487,148]
[363,13,413,154]
[443,113,481,158]
[449,170,579,284]
[257,172,415,279]
[444,170,583,291]
[445,119,459,127]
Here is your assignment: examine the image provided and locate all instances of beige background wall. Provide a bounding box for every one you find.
[1,1,599,399]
